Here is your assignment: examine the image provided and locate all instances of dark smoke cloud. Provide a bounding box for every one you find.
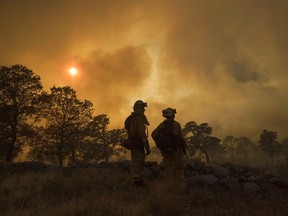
[155,0,288,140]
[75,46,151,125]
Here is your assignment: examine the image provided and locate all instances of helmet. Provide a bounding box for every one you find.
[162,108,176,117]
[133,100,147,108]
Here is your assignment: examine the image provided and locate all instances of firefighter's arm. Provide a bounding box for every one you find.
[175,122,187,155]
[135,116,150,155]
[174,122,185,140]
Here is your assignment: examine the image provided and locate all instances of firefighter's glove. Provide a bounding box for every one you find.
[143,140,150,156]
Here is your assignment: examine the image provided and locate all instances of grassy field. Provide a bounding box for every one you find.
[0,167,287,216]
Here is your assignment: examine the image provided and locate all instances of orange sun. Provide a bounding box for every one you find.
[69,67,78,76]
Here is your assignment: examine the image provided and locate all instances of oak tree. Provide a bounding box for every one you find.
[29,86,93,166]
[0,65,42,162]
[183,121,225,161]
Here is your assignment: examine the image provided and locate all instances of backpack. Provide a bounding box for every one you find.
[124,114,135,130]
[153,120,178,152]
[121,113,142,150]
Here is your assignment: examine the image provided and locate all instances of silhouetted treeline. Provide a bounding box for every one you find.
[1,65,288,167]
[182,123,288,167]
[0,65,126,165]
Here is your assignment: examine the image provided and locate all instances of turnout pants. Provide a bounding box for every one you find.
[162,149,185,186]
[131,148,145,183]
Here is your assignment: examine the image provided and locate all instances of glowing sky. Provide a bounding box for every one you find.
[1,0,288,141]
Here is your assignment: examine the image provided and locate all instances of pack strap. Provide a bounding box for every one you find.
[146,125,149,138]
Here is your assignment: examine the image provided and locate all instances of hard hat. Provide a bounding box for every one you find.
[162,108,176,117]
[133,100,147,108]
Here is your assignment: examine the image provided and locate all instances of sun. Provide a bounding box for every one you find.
[69,67,78,76]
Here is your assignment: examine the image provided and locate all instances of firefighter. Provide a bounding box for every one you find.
[125,100,150,187]
[152,108,186,187]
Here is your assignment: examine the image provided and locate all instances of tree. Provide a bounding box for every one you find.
[89,115,110,161]
[83,114,126,162]
[108,128,127,160]
[222,135,237,161]
[29,86,93,166]
[0,110,11,161]
[206,136,226,161]
[234,136,256,158]
[281,137,288,167]
[0,65,42,162]
[183,121,225,162]
[258,130,282,165]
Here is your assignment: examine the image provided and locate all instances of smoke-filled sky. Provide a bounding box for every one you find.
[1,0,288,142]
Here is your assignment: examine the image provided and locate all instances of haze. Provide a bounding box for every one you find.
[1,0,288,141]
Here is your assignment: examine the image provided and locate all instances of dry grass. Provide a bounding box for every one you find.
[0,168,287,216]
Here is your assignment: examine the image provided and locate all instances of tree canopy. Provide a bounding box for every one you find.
[183,121,225,161]
[82,114,126,162]
[0,64,42,162]
[258,129,282,164]
[29,86,93,166]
